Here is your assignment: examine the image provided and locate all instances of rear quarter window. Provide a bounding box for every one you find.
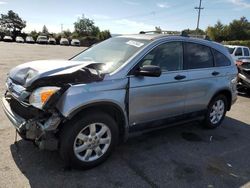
[213,49,231,67]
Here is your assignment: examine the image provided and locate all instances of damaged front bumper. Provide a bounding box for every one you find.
[2,96,26,132]
[1,96,62,150]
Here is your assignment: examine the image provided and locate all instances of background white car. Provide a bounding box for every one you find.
[25,36,35,43]
[60,38,69,45]
[225,45,250,62]
[71,39,80,46]
[3,36,13,42]
[15,36,24,43]
[48,37,56,45]
[36,35,48,44]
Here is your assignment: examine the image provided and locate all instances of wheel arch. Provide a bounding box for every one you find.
[210,89,232,111]
[59,102,129,142]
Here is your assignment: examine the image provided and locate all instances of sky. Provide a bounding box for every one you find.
[0,0,250,34]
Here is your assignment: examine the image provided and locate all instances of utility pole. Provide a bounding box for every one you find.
[195,0,204,30]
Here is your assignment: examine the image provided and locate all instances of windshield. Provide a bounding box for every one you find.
[226,47,235,54]
[71,37,149,73]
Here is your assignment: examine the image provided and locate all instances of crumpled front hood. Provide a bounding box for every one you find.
[9,60,100,88]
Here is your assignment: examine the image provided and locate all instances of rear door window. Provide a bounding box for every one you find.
[243,48,250,56]
[213,49,231,67]
[184,42,214,69]
[235,48,243,56]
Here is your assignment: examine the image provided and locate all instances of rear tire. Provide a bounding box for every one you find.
[204,95,228,129]
[59,111,119,169]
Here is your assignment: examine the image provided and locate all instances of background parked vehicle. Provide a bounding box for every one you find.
[25,36,35,44]
[225,45,250,62]
[36,35,48,44]
[71,39,80,46]
[48,37,56,45]
[3,36,13,42]
[60,38,69,45]
[236,58,250,95]
[15,36,24,43]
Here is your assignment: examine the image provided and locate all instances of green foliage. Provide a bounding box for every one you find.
[222,40,250,48]
[73,14,111,45]
[206,17,250,42]
[97,30,111,41]
[29,30,39,40]
[74,15,97,36]
[79,36,99,46]
[228,17,250,40]
[62,29,71,38]
[182,28,205,35]
[0,10,26,34]
[155,26,162,34]
[71,32,79,39]
[41,25,49,35]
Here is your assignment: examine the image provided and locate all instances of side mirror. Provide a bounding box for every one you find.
[136,65,161,77]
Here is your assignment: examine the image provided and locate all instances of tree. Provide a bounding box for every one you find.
[228,17,250,40]
[30,30,38,40]
[62,29,71,38]
[42,25,49,35]
[206,17,250,42]
[0,10,26,34]
[182,28,205,35]
[155,26,162,34]
[97,30,111,41]
[206,21,229,42]
[74,15,98,36]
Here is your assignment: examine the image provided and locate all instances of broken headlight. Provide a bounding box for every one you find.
[29,86,60,109]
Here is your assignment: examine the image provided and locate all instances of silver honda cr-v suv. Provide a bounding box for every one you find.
[2,33,238,169]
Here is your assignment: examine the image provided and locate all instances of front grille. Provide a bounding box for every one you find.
[8,96,43,120]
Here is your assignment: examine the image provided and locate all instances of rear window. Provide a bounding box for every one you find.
[213,49,231,67]
[243,48,250,56]
[184,43,214,69]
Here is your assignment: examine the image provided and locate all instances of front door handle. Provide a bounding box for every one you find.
[174,75,186,80]
[212,71,220,76]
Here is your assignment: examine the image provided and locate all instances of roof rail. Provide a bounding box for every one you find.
[139,30,211,40]
[139,30,181,35]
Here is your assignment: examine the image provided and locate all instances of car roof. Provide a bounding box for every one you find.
[224,45,249,49]
[118,34,210,41]
[117,34,218,45]
[117,34,227,54]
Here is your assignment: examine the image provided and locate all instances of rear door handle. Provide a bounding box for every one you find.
[212,71,220,76]
[174,75,186,80]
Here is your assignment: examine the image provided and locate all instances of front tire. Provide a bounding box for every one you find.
[204,95,228,129]
[59,111,119,169]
